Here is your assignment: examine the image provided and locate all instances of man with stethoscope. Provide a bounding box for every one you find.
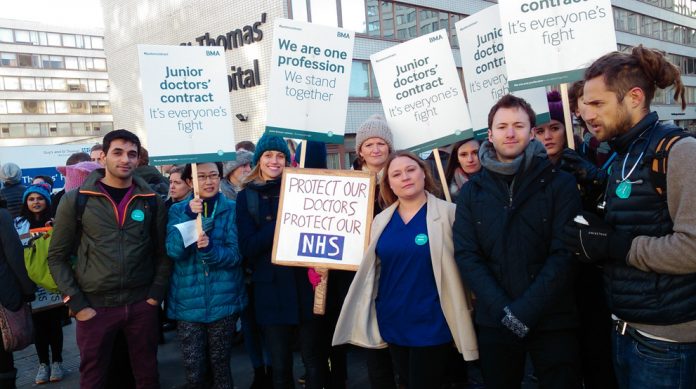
[562,45,696,389]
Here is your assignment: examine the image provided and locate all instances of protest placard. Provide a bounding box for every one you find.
[0,144,93,190]
[498,0,616,91]
[138,45,236,165]
[31,287,63,313]
[265,18,354,143]
[272,168,374,271]
[370,30,473,153]
[456,5,550,139]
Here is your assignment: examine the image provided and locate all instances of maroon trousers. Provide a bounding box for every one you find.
[76,299,160,389]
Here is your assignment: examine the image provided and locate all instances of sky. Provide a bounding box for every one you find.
[1,0,104,28]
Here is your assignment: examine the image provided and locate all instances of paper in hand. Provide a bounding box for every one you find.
[174,220,198,247]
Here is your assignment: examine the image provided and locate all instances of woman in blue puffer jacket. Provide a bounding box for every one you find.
[166,161,247,389]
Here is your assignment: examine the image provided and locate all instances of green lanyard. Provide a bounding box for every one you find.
[203,199,218,219]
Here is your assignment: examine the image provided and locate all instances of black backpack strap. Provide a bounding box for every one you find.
[245,189,261,227]
[73,191,88,255]
[650,130,691,197]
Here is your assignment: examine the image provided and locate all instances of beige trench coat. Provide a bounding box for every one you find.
[332,193,478,361]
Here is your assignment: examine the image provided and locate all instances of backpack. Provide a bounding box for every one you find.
[650,130,693,198]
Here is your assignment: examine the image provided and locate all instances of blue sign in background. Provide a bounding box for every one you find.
[297,232,344,261]
[20,167,65,190]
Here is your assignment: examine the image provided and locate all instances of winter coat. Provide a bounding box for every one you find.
[0,208,35,311]
[166,194,247,323]
[454,156,581,331]
[47,169,170,312]
[0,183,26,219]
[235,179,314,325]
[333,193,478,361]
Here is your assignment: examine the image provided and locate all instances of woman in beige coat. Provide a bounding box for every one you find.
[333,151,477,389]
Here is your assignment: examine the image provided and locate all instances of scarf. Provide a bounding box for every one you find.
[479,139,547,176]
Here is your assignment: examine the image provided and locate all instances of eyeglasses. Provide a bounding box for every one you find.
[197,173,220,182]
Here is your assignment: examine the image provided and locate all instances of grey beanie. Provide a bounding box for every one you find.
[223,150,254,178]
[355,114,394,153]
[0,163,22,185]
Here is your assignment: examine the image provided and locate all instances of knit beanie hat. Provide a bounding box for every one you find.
[22,183,52,206]
[355,114,394,153]
[253,133,291,165]
[223,150,254,178]
[547,91,565,124]
[295,141,328,169]
[57,161,102,191]
[0,163,22,185]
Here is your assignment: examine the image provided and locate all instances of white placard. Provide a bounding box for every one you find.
[498,0,616,91]
[456,5,550,138]
[31,287,63,312]
[138,45,236,165]
[272,168,375,271]
[370,30,473,153]
[265,18,355,144]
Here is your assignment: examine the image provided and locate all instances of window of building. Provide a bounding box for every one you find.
[92,58,107,70]
[8,124,24,138]
[62,34,77,47]
[17,53,38,67]
[22,100,46,114]
[95,79,108,92]
[6,101,22,114]
[20,77,36,91]
[0,28,13,43]
[90,36,104,49]
[41,55,64,69]
[349,61,370,97]
[366,0,380,36]
[380,1,395,39]
[54,101,69,113]
[38,32,48,45]
[25,123,41,137]
[72,122,87,135]
[0,101,6,114]
[47,32,61,46]
[640,15,661,39]
[90,101,111,114]
[395,4,417,40]
[310,0,338,27]
[69,101,89,114]
[65,56,79,70]
[56,123,71,136]
[3,77,19,90]
[340,0,366,33]
[0,53,17,67]
[14,30,31,43]
[67,79,84,92]
[75,35,85,48]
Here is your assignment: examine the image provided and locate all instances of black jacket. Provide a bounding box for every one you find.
[0,208,35,311]
[454,156,581,330]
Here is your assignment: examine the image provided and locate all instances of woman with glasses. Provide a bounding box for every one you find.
[166,162,246,389]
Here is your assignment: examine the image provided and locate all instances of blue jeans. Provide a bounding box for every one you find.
[612,329,696,389]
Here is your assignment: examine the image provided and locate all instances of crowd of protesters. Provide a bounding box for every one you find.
[0,45,694,389]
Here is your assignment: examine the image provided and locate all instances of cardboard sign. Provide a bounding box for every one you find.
[371,30,473,153]
[31,287,63,313]
[0,144,93,190]
[498,0,616,91]
[272,168,375,270]
[138,45,236,165]
[265,18,355,143]
[456,6,550,139]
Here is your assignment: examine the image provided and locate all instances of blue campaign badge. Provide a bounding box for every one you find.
[131,209,145,222]
[414,233,428,246]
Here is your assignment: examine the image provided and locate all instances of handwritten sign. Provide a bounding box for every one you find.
[272,168,375,270]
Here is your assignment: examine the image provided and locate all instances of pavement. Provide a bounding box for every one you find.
[14,320,539,388]
[13,320,371,388]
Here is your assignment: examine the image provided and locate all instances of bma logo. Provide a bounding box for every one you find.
[429,35,443,42]
[206,50,220,56]
[298,233,344,261]
[337,31,350,39]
